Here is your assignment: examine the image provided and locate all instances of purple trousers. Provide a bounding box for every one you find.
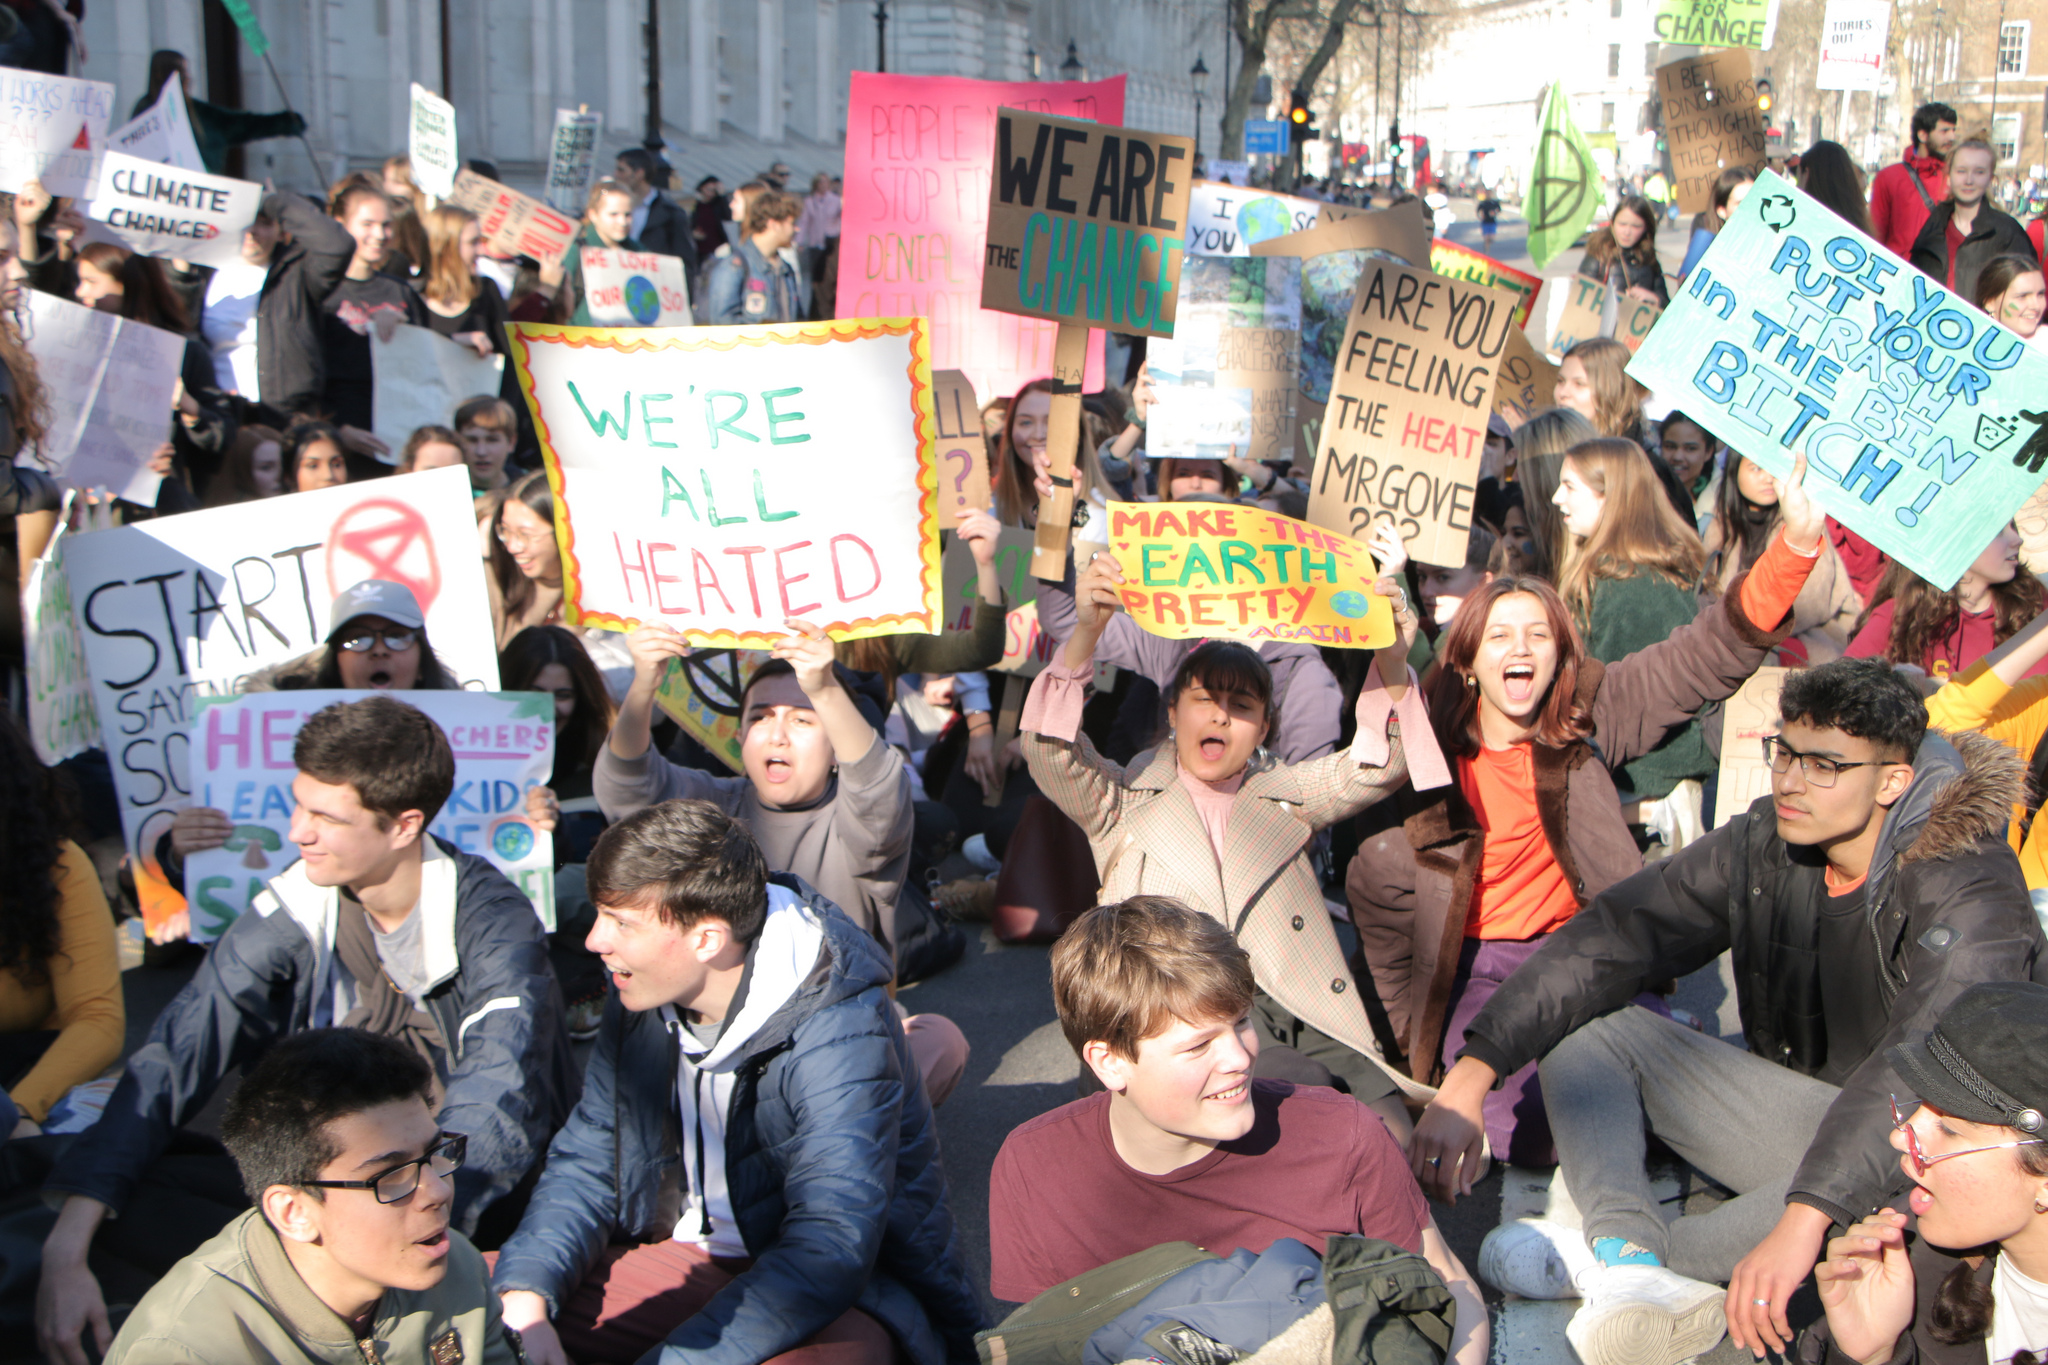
[1440,934,1670,1169]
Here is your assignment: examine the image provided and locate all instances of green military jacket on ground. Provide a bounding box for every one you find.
[105,1207,520,1365]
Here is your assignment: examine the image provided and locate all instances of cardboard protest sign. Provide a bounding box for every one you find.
[1628,171,2048,588]
[1616,296,1662,353]
[1548,273,1607,358]
[0,67,113,197]
[932,369,990,527]
[61,466,500,935]
[106,71,203,172]
[448,169,577,266]
[184,691,556,938]
[544,107,602,214]
[89,151,261,269]
[512,319,942,644]
[371,324,506,458]
[1249,205,1430,270]
[24,510,101,765]
[1817,0,1890,91]
[1715,666,1789,827]
[1494,325,1558,425]
[940,523,1035,631]
[652,650,772,772]
[580,247,691,326]
[1149,255,1301,465]
[1657,52,1766,216]
[409,83,458,198]
[1431,239,1544,330]
[1653,0,1778,49]
[1306,258,1519,565]
[23,289,183,503]
[1188,181,1324,256]
[1103,502,1395,649]
[980,108,1195,338]
[838,72,1124,403]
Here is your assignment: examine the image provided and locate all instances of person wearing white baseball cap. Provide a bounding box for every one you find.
[306,579,457,692]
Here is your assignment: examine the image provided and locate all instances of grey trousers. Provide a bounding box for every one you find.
[1250,990,1400,1103]
[1538,1005,1839,1283]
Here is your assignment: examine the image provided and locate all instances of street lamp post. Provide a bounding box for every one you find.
[1061,42,1085,82]
[876,0,888,73]
[1191,55,1209,160]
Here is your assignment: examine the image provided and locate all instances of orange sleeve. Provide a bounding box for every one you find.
[1737,531,1822,631]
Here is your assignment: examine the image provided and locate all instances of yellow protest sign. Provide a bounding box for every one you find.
[1104,501,1394,649]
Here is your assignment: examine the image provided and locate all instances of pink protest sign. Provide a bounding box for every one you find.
[838,71,1125,407]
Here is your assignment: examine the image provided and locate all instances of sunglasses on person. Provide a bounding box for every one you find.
[1761,735,1882,789]
[336,628,420,653]
[1890,1096,2045,1174]
[302,1132,466,1204]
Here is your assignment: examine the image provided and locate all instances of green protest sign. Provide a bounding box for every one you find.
[1652,0,1776,49]
[218,0,270,56]
[1627,171,2048,589]
[1526,84,1600,269]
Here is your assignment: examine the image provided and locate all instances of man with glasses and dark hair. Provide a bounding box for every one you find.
[38,697,575,1365]
[105,1028,521,1364]
[1410,657,2044,1365]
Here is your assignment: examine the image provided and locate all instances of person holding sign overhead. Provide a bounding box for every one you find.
[131,50,307,177]
[1909,139,2038,304]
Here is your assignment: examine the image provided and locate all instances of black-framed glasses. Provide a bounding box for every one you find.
[1761,735,1879,789]
[302,1132,466,1204]
[1890,1096,2043,1175]
[336,629,419,653]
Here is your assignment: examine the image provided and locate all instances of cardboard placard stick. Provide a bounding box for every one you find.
[1029,322,1091,581]
[984,683,1028,807]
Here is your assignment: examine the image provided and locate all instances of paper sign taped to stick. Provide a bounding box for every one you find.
[24,511,101,765]
[1817,0,1891,91]
[1616,296,1662,353]
[544,108,602,214]
[23,288,183,503]
[107,72,203,172]
[371,324,506,458]
[580,247,691,326]
[652,650,772,772]
[1187,181,1325,257]
[1104,501,1394,649]
[838,72,1123,403]
[1715,666,1790,827]
[1653,0,1779,49]
[89,150,261,269]
[448,169,578,266]
[0,67,113,197]
[1249,205,1431,270]
[1627,171,2048,589]
[185,691,556,938]
[513,319,942,644]
[1149,255,1301,464]
[1549,274,1607,358]
[409,83,458,198]
[1308,258,1519,565]
[61,466,500,936]
[979,108,1195,337]
[1432,239,1544,330]
[1495,325,1558,425]
[1657,52,1766,216]
[932,369,990,528]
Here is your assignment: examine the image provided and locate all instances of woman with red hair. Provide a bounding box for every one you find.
[1346,455,1829,1176]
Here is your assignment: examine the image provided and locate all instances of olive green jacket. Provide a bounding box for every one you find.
[106,1208,520,1365]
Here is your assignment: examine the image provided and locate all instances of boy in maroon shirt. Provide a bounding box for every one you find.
[987,897,1489,1365]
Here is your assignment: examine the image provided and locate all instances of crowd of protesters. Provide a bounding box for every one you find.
[0,58,2046,1365]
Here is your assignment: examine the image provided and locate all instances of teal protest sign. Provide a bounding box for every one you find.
[1627,171,2048,589]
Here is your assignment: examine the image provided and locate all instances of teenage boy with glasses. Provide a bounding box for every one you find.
[105,1028,522,1364]
[1411,657,2046,1365]
[38,696,575,1365]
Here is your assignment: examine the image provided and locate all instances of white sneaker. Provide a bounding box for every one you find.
[1564,1264,1727,1365]
[1477,1218,1601,1300]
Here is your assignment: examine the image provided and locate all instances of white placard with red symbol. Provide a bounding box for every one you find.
[0,65,115,198]
[61,465,500,917]
[85,150,262,269]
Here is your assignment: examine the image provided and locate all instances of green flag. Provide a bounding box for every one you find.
[218,0,270,56]
[1526,84,1600,269]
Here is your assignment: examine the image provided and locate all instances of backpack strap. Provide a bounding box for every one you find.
[1912,162,1939,212]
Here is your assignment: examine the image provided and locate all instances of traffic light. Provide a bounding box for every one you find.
[1756,78,1774,115]
[1288,91,1314,146]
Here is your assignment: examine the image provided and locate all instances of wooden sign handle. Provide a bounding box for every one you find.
[983,685,1026,808]
[1029,322,1091,582]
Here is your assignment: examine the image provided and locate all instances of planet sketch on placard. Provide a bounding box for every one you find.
[1330,590,1370,619]
[625,274,663,325]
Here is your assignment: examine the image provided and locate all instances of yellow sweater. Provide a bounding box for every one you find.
[1926,661,2048,890]
[0,842,123,1122]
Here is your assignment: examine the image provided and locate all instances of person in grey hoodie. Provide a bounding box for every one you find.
[491,799,983,1365]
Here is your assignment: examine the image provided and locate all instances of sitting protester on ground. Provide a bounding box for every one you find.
[1802,981,2048,1365]
[1413,657,2042,1365]
[490,799,984,1365]
[37,697,576,1365]
[988,896,1488,1364]
[104,1028,519,1365]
